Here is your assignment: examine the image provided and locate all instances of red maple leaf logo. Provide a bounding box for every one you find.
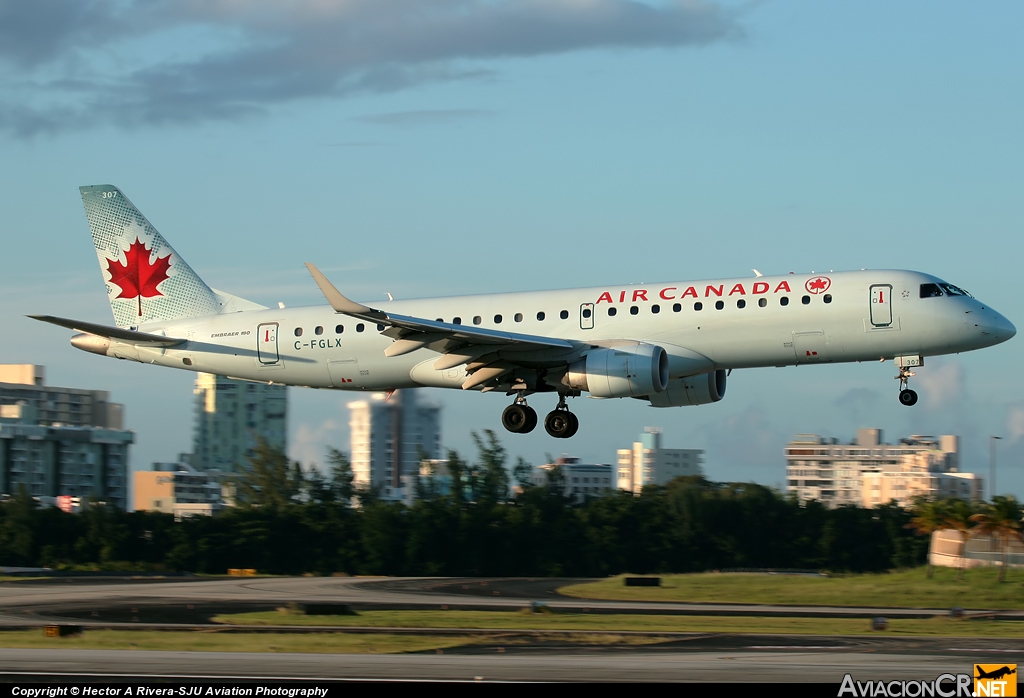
[105,238,171,317]
[805,276,831,294]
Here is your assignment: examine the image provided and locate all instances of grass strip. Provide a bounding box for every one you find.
[212,609,1024,638]
[558,567,1024,609]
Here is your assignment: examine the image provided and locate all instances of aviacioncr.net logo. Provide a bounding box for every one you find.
[839,673,973,697]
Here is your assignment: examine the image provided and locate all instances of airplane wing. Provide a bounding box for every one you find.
[305,264,581,390]
[29,315,186,346]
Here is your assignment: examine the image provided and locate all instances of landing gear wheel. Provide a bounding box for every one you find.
[502,404,537,433]
[565,411,579,438]
[544,410,574,439]
[898,389,918,407]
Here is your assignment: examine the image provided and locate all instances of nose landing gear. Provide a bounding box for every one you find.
[544,393,579,439]
[896,365,918,406]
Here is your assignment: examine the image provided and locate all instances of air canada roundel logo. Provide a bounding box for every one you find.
[805,276,831,295]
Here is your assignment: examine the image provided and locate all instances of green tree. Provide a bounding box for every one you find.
[326,448,355,503]
[969,496,1023,582]
[942,498,976,581]
[236,436,300,510]
[472,429,509,503]
[905,497,947,578]
[512,456,534,492]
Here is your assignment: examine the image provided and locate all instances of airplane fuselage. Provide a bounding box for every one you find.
[82,269,1014,395]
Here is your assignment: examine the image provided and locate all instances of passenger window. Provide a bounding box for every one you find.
[473,316,482,325]
[823,294,832,304]
[801,295,810,305]
[356,324,365,332]
[608,307,617,317]
[780,297,789,306]
[559,310,569,320]
[694,302,703,311]
[630,306,639,315]
[736,299,746,309]
[920,283,944,298]
[672,303,681,312]
[494,314,502,324]
[715,300,724,310]
[651,304,660,314]
[453,317,462,325]
[335,325,344,334]
[537,312,545,321]
[377,324,384,331]
[758,298,767,308]
[515,313,523,322]
[294,328,303,337]
[582,308,592,319]
[314,326,323,335]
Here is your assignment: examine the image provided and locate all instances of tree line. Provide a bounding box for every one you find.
[3,430,1003,577]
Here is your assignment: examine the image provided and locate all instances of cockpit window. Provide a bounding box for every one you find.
[941,283,970,297]
[919,283,943,298]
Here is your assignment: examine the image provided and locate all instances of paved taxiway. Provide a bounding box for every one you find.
[1,647,1018,682]
[3,576,1017,621]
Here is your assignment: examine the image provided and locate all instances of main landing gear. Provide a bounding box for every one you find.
[544,394,579,439]
[501,393,579,438]
[501,397,538,434]
[896,365,918,407]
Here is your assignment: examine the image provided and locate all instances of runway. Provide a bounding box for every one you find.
[0,647,1014,683]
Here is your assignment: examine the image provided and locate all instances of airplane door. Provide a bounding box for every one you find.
[793,331,829,363]
[870,285,893,327]
[580,303,595,330]
[257,323,280,364]
[328,359,363,388]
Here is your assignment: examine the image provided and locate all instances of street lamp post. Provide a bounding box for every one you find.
[989,435,1002,501]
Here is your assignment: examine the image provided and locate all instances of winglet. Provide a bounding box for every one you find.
[304,263,385,318]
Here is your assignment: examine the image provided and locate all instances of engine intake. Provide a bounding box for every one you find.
[647,370,727,407]
[564,343,669,398]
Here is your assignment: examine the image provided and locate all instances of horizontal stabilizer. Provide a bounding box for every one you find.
[28,315,186,346]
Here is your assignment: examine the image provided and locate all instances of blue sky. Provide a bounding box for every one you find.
[1,1,1022,497]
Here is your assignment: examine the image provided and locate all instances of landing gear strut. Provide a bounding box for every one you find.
[896,365,918,407]
[502,395,537,434]
[544,394,579,439]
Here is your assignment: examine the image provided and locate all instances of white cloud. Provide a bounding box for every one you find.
[0,0,741,135]
[914,360,965,409]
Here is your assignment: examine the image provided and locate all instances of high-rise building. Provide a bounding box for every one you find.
[531,457,616,502]
[348,390,441,490]
[0,364,124,429]
[785,429,982,508]
[191,373,287,472]
[0,386,132,510]
[616,427,704,492]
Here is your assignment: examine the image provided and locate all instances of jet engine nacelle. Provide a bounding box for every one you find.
[647,370,727,407]
[564,343,669,398]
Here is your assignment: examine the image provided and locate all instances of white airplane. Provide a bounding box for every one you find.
[33,185,1016,438]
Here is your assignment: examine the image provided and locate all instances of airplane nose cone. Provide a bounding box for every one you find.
[979,310,1016,345]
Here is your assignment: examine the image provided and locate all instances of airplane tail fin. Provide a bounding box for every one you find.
[81,185,223,328]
